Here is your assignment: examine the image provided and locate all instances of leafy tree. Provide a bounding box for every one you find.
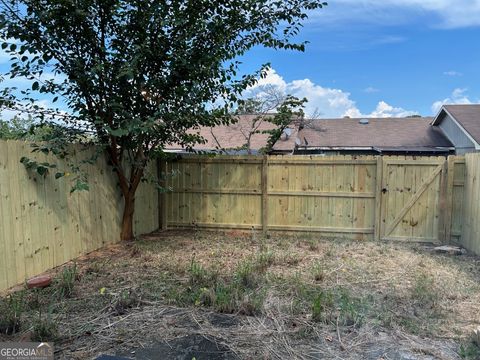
[262,95,306,154]
[0,116,31,139]
[0,115,55,140]
[232,86,306,154]
[0,0,327,240]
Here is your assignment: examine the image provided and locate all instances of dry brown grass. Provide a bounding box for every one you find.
[1,230,480,359]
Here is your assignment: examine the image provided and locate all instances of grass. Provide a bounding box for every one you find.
[1,230,479,359]
[411,271,438,305]
[32,307,58,342]
[311,261,325,282]
[460,341,480,359]
[56,263,78,298]
[0,262,81,340]
[171,255,270,314]
[0,291,24,335]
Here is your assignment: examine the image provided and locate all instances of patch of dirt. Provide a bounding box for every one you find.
[133,334,238,360]
[207,313,239,328]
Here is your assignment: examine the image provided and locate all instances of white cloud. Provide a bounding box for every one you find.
[431,88,479,114]
[367,101,417,118]
[443,70,463,77]
[312,0,480,29]
[249,69,418,118]
[364,86,380,93]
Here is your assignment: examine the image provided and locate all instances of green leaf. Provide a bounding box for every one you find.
[70,180,89,193]
[36,166,48,176]
[32,81,39,91]
[42,53,52,62]
[109,128,129,137]
[55,172,65,179]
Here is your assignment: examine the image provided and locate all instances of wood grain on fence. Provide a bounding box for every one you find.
[0,140,158,291]
[165,154,475,249]
[166,155,377,240]
[461,153,480,254]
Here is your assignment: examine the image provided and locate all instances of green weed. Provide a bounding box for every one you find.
[0,292,25,335]
[235,260,259,289]
[337,288,367,327]
[188,259,217,288]
[57,263,78,298]
[111,289,140,315]
[311,290,335,323]
[31,308,58,342]
[255,250,275,272]
[311,261,325,282]
[460,340,480,359]
[213,283,236,313]
[412,272,438,306]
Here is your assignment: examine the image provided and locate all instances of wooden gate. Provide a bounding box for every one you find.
[379,157,447,242]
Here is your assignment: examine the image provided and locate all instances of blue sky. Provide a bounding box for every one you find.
[241,0,480,118]
[1,0,480,119]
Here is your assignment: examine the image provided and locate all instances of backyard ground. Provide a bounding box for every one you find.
[1,230,480,359]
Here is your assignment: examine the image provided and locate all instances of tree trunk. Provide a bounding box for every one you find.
[120,192,136,241]
[107,144,145,242]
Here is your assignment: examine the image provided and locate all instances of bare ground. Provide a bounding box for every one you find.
[1,230,480,359]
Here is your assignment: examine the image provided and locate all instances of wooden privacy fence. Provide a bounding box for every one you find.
[0,140,159,292]
[461,153,480,255]
[1,145,478,293]
[163,155,466,243]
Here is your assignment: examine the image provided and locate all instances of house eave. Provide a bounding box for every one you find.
[432,106,480,150]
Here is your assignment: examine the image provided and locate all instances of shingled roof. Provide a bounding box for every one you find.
[166,115,280,154]
[273,117,453,153]
[433,104,480,145]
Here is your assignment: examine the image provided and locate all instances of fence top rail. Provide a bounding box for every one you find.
[170,154,457,163]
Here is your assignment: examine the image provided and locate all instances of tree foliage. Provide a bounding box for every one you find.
[0,115,55,140]
[0,0,327,240]
[233,86,306,154]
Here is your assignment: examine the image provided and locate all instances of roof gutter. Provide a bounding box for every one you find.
[296,146,376,151]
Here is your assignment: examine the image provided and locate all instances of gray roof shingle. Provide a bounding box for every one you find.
[442,105,480,144]
[273,117,453,151]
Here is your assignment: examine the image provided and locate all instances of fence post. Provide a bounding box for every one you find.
[438,158,449,243]
[262,155,269,234]
[157,158,168,230]
[374,156,383,241]
[443,156,455,243]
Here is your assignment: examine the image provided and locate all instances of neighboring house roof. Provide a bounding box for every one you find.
[166,115,280,154]
[273,117,453,153]
[432,104,480,147]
